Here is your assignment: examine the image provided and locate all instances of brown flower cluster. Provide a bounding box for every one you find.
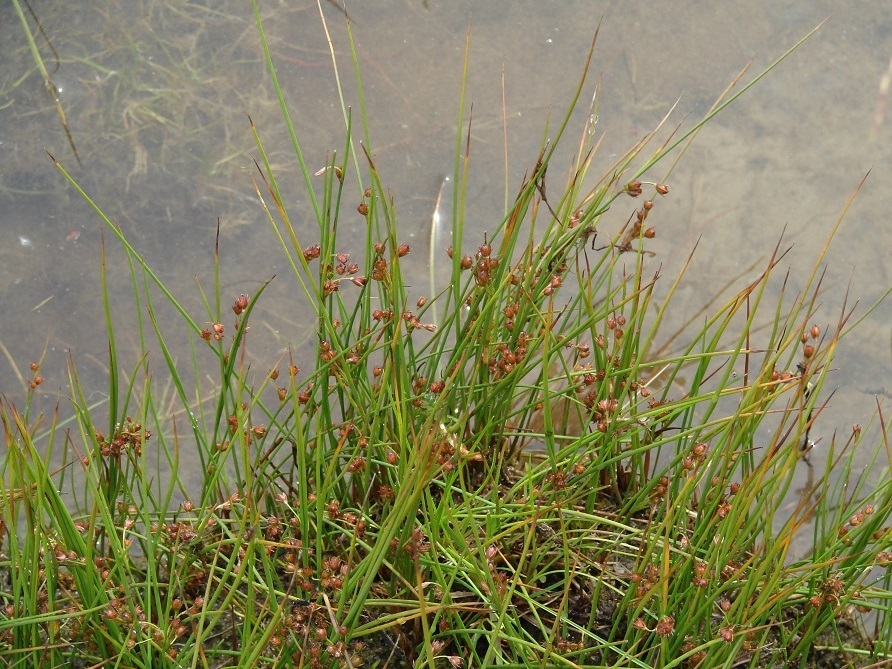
[95,419,150,458]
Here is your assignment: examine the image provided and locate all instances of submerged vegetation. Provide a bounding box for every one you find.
[2,3,892,668]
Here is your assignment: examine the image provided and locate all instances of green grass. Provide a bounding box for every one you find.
[1,5,891,669]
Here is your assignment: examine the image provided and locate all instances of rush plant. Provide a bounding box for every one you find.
[1,4,890,669]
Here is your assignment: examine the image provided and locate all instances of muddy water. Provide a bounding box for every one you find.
[1,1,890,521]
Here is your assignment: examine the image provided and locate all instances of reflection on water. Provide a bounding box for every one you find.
[1,1,891,526]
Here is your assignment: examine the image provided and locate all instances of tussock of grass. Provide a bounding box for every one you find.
[1,5,891,669]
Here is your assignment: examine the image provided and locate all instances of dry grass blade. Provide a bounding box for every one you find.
[11,0,80,164]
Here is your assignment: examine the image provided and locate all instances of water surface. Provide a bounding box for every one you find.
[1,1,890,512]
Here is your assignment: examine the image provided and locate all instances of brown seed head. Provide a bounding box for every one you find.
[655,615,675,636]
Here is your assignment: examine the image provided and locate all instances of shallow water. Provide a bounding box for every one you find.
[1,1,891,524]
